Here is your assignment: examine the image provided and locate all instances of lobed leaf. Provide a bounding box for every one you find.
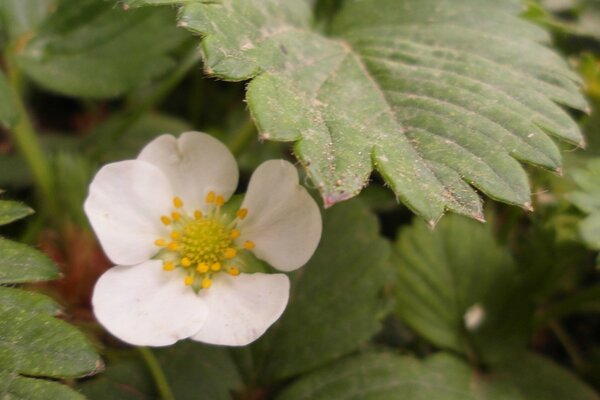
[127,0,587,221]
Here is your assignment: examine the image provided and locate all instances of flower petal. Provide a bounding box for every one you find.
[84,160,172,266]
[92,261,209,346]
[190,273,289,346]
[137,131,239,211]
[237,160,322,271]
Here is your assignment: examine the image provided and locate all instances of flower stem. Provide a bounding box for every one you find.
[4,45,55,212]
[137,347,175,400]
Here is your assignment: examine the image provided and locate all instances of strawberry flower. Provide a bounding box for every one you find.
[84,132,321,346]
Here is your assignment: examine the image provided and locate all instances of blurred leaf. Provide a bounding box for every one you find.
[0,237,59,284]
[0,199,34,225]
[156,342,243,400]
[80,343,242,400]
[78,355,154,400]
[0,0,55,41]
[0,372,86,400]
[0,71,18,128]
[277,351,599,400]
[132,0,586,222]
[16,0,188,98]
[568,158,600,249]
[393,215,531,364]
[95,112,193,163]
[250,200,391,381]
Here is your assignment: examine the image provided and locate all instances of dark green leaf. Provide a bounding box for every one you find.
[568,158,600,249]
[0,200,34,225]
[250,200,391,381]
[393,215,531,363]
[0,237,59,284]
[135,0,587,221]
[0,287,59,315]
[277,351,600,400]
[17,0,188,98]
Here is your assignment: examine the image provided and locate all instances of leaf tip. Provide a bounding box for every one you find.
[555,167,563,176]
[523,202,534,212]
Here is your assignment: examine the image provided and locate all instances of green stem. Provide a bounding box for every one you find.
[137,347,175,400]
[4,45,56,214]
[228,117,257,157]
[84,43,202,159]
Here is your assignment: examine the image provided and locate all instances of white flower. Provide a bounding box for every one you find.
[84,131,322,347]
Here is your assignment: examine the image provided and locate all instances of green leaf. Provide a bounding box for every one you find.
[568,158,600,250]
[136,0,586,221]
[0,0,55,41]
[277,351,600,400]
[0,71,18,128]
[392,215,531,363]
[16,0,188,98]
[0,237,59,284]
[0,287,59,315]
[0,199,34,225]
[250,200,391,381]
[0,288,101,379]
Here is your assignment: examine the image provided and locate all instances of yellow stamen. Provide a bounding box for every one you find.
[194,210,203,220]
[210,262,221,272]
[224,248,237,259]
[215,195,225,206]
[201,277,212,289]
[163,261,175,271]
[181,257,192,267]
[230,229,240,239]
[173,196,184,208]
[167,242,179,251]
[196,263,209,273]
[171,211,181,221]
[170,231,181,240]
[160,216,171,225]
[154,238,167,247]
[228,267,240,276]
[236,208,248,219]
[243,240,255,250]
[205,191,216,203]
[184,275,194,286]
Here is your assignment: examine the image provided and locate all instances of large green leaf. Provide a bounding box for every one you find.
[15,0,188,98]
[123,0,585,222]
[277,352,599,400]
[249,200,391,381]
[393,215,532,363]
[568,158,600,250]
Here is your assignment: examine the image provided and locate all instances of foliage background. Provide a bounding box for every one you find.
[1,0,600,398]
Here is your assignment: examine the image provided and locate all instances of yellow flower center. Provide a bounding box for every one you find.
[153,193,254,290]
